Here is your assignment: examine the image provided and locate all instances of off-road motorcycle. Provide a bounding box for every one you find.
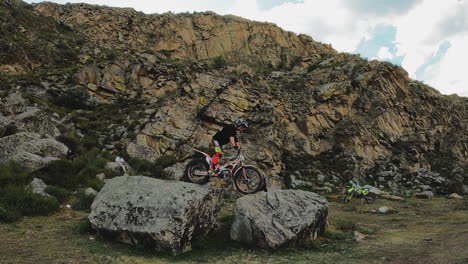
[184,148,265,195]
[342,180,376,204]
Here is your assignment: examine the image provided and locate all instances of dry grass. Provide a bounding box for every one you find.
[0,196,467,264]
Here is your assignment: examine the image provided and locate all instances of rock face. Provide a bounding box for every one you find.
[33,3,335,67]
[230,189,328,248]
[1,1,466,196]
[88,176,223,255]
[0,132,68,171]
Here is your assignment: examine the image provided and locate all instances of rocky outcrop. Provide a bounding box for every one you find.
[230,189,328,248]
[0,92,62,137]
[88,176,223,255]
[33,2,335,67]
[1,1,466,196]
[0,132,68,171]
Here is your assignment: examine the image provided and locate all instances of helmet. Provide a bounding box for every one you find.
[235,119,248,128]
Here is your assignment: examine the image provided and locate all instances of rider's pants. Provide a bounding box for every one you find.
[211,140,222,169]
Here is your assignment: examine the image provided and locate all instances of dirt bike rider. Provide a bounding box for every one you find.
[209,119,248,176]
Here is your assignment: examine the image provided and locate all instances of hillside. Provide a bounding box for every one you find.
[0,0,467,213]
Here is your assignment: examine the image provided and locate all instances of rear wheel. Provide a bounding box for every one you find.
[233,166,264,195]
[184,159,210,184]
[364,193,376,203]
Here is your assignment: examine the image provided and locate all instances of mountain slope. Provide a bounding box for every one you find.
[0,0,467,195]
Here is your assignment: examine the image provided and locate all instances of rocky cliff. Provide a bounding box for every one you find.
[1,0,467,195]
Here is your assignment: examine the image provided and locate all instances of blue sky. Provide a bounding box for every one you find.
[25,0,468,97]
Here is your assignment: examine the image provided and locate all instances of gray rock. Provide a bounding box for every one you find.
[0,132,68,171]
[415,191,434,199]
[105,162,130,175]
[85,187,98,197]
[163,162,186,181]
[0,92,27,115]
[462,185,468,195]
[377,206,395,214]
[316,174,326,185]
[363,185,387,196]
[289,174,313,189]
[448,193,463,200]
[13,108,61,137]
[230,189,328,248]
[126,142,160,163]
[88,176,223,255]
[265,174,283,190]
[10,151,59,172]
[96,173,106,181]
[27,178,52,198]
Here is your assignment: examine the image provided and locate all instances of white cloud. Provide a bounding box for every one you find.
[377,47,393,60]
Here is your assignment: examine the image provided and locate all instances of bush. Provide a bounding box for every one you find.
[34,148,108,190]
[76,217,95,234]
[0,185,59,220]
[128,155,177,178]
[211,56,227,69]
[52,86,90,110]
[0,162,31,189]
[71,190,95,212]
[45,186,72,203]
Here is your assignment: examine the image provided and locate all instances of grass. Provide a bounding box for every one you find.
[1,195,468,263]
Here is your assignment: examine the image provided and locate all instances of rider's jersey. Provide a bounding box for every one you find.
[212,124,238,146]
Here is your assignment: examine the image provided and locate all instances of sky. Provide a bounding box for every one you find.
[25,0,468,97]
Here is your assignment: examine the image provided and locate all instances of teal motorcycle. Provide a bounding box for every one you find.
[342,181,376,204]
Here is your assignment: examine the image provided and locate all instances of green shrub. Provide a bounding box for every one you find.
[128,155,176,178]
[335,219,357,231]
[52,86,90,110]
[0,205,22,222]
[34,148,107,190]
[71,190,95,212]
[211,56,227,69]
[76,217,95,234]
[44,186,72,204]
[0,185,59,219]
[0,162,31,189]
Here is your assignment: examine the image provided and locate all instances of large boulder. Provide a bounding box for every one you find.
[88,176,223,255]
[230,189,328,248]
[0,132,68,171]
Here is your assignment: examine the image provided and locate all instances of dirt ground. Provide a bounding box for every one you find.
[1,195,467,264]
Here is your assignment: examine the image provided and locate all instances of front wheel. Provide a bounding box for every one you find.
[184,159,210,184]
[342,193,353,204]
[233,166,264,195]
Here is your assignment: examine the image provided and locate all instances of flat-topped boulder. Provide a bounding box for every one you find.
[88,176,223,255]
[231,189,328,248]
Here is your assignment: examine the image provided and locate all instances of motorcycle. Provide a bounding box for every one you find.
[184,148,265,195]
[342,180,376,204]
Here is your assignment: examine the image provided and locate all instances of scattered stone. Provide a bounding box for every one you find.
[88,176,223,255]
[353,231,367,242]
[265,174,283,190]
[85,187,98,197]
[162,162,186,181]
[311,186,333,193]
[448,193,463,200]
[415,191,434,199]
[105,162,130,175]
[27,178,52,198]
[377,206,395,214]
[230,189,328,249]
[96,173,106,181]
[381,194,405,201]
